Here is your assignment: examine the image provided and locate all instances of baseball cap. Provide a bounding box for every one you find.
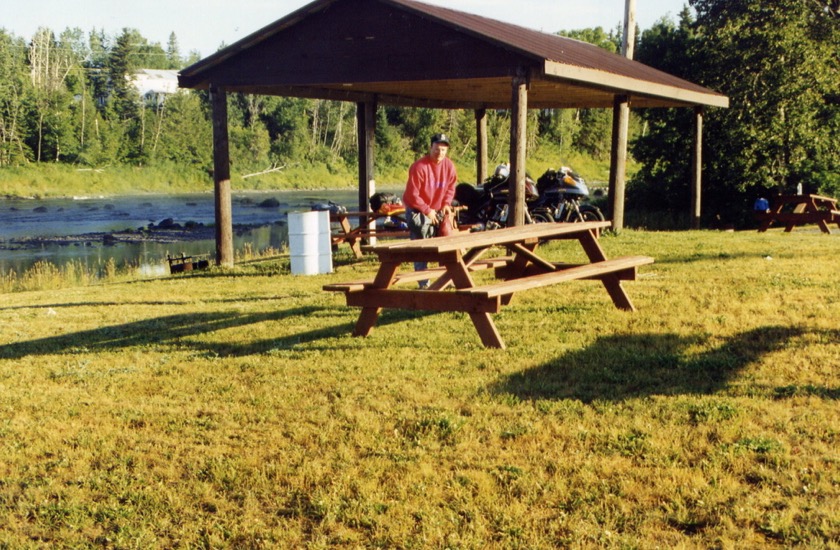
[430,133,450,146]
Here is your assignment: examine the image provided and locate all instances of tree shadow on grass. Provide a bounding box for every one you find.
[651,251,766,265]
[0,308,325,359]
[490,325,835,402]
[199,308,439,355]
[0,305,438,359]
[0,300,187,312]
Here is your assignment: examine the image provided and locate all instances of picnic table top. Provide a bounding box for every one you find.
[330,209,405,219]
[774,193,837,205]
[363,220,611,255]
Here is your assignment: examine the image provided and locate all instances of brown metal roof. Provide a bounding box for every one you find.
[179,0,728,109]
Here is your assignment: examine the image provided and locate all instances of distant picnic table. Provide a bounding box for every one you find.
[330,210,409,258]
[756,194,840,234]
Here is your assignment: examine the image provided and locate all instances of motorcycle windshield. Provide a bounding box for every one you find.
[564,181,589,196]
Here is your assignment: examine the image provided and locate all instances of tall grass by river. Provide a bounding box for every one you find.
[0,229,836,547]
[0,243,281,293]
[0,145,617,199]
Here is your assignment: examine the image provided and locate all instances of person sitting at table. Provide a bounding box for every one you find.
[402,133,459,288]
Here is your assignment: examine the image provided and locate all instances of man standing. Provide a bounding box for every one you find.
[402,133,458,286]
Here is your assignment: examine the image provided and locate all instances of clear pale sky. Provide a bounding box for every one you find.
[3,0,691,58]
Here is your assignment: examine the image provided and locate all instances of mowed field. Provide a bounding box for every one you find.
[1,228,837,548]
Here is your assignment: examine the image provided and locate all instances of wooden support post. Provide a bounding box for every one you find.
[691,106,704,229]
[608,95,630,231]
[356,98,377,244]
[607,0,636,233]
[475,108,488,184]
[508,72,528,227]
[356,99,376,214]
[209,85,233,267]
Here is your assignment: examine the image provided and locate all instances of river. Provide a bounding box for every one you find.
[0,188,376,275]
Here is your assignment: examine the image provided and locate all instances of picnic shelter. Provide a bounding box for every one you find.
[178,0,729,266]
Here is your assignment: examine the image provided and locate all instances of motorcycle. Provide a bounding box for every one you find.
[529,166,605,223]
[454,164,540,230]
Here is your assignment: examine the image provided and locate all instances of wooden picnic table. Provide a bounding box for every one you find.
[324,221,654,349]
[330,210,409,258]
[756,194,840,234]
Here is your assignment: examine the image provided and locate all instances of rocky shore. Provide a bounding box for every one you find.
[1,220,277,250]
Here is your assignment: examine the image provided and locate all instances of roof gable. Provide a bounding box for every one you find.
[179,0,728,109]
[191,0,532,87]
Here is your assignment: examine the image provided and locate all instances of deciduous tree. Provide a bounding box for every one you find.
[631,1,840,226]
[0,30,33,165]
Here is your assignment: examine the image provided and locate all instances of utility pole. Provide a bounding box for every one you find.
[609,0,636,231]
[622,0,637,59]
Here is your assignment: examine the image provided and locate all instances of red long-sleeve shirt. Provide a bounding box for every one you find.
[402,155,458,215]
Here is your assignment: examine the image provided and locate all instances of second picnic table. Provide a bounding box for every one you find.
[756,194,840,234]
[330,210,409,258]
[325,220,653,349]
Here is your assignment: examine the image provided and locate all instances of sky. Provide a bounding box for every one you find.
[3,0,691,58]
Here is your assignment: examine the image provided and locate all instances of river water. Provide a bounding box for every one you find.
[0,188,371,275]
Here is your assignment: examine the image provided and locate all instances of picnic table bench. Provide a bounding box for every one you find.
[330,210,410,258]
[756,194,840,234]
[324,221,654,349]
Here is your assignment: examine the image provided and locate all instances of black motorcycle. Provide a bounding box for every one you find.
[454,164,540,229]
[529,167,605,223]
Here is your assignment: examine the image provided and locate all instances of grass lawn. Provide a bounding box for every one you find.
[0,228,837,548]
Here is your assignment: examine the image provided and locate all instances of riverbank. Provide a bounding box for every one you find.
[0,162,366,200]
[0,189,365,277]
[0,221,279,250]
[0,146,620,200]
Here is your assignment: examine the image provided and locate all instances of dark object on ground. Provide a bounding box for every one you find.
[167,254,211,274]
[258,198,281,208]
[156,218,179,229]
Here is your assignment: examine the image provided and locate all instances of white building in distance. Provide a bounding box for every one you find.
[131,69,180,104]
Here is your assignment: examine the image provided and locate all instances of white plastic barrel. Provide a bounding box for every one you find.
[288,211,332,275]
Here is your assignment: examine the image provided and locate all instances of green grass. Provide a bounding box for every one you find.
[0,163,210,198]
[0,229,838,548]
[0,162,364,199]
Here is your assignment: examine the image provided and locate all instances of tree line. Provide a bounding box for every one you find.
[0,25,622,177]
[632,0,839,225]
[1,0,838,227]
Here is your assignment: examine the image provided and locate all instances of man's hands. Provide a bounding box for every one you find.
[428,205,453,226]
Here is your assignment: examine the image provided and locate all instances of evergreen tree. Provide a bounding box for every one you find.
[165,32,181,69]
[108,28,143,162]
[86,29,110,111]
[262,97,310,162]
[108,29,139,122]
[151,91,211,168]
